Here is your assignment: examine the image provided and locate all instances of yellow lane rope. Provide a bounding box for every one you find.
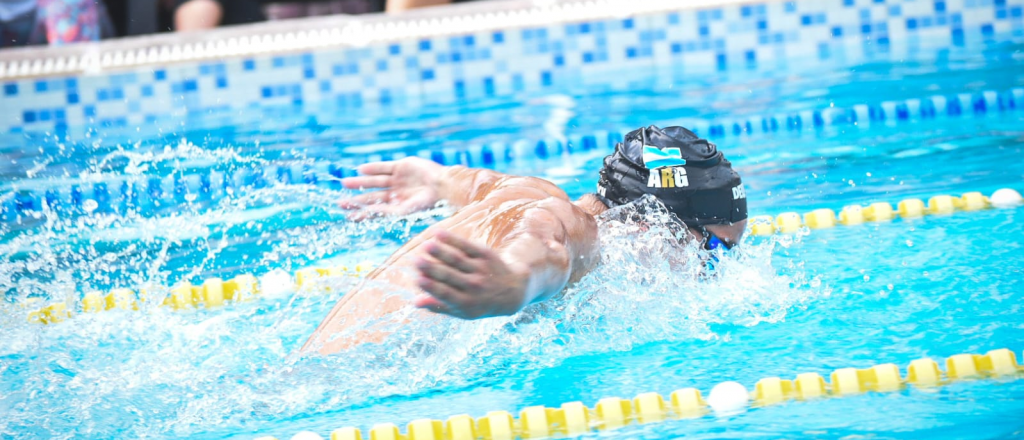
[21,187,1024,324]
[748,188,1022,236]
[23,264,373,324]
[255,348,1023,440]
[13,188,1024,439]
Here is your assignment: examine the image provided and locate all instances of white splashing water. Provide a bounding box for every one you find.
[303,197,824,395]
[0,169,826,439]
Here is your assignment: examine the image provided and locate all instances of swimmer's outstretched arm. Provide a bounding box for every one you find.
[338,157,563,220]
[411,224,592,319]
[412,193,599,319]
[338,157,598,319]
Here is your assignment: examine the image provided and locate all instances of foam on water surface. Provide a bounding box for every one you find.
[0,170,827,439]
[2,39,1024,440]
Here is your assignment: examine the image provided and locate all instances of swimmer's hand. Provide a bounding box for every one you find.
[413,230,529,319]
[339,158,445,221]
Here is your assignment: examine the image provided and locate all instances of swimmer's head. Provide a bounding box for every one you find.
[595,125,748,242]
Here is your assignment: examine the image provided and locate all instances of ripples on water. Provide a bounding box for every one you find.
[4,41,1018,439]
[2,118,1020,439]
[0,144,823,438]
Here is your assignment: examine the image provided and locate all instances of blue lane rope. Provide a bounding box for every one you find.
[3,87,1022,223]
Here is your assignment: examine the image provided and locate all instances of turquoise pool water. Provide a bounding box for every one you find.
[1,40,1023,439]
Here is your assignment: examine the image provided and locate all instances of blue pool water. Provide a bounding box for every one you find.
[2,39,1024,439]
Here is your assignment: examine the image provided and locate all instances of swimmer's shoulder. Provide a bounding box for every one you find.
[516,196,598,244]
[488,175,570,202]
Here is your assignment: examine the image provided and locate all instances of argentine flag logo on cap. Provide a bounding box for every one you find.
[642,145,688,169]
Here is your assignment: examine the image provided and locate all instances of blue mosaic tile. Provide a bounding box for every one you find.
[110,72,138,84]
[1,0,1022,132]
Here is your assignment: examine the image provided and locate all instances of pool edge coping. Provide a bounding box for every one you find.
[0,0,782,81]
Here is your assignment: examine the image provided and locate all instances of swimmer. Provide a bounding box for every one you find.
[302,125,748,354]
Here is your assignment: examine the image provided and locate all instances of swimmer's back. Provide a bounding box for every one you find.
[374,174,586,274]
[304,169,598,353]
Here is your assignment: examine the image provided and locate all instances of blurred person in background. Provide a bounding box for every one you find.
[385,0,476,13]
[263,0,482,18]
[161,0,265,31]
[0,0,115,47]
[1,0,488,47]
[264,0,382,19]
[165,0,466,28]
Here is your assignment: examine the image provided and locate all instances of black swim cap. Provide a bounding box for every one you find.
[596,125,747,226]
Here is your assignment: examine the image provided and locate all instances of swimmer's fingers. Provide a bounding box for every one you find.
[425,239,476,273]
[435,230,490,260]
[416,272,471,315]
[338,190,390,209]
[413,293,454,315]
[416,256,474,292]
[346,203,410,221]
[343,193,438,221]
[345,208,380,222]
[341,175,391,190]
[356,161,397,177]
[339,163,398,202]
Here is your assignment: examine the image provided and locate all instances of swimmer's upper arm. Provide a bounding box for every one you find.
[434,168,592,309]
[496,200,600,307]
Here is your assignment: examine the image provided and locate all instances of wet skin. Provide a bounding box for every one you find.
[302,159,601,354]
[302,158,745,355]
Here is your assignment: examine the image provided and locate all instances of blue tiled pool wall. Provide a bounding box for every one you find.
[2,0,1023,135]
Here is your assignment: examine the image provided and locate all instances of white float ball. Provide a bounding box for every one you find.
[290,431,324,440]
[991,188,1023,208]
[260,268,295,298]
[706,381,749,414]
